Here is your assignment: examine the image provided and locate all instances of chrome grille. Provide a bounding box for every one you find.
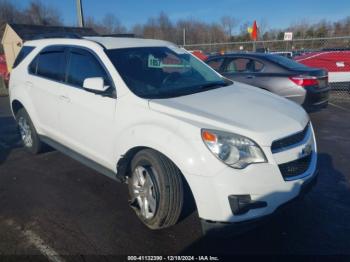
[271,123,309,153]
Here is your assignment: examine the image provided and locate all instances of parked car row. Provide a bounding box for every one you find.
[9,36,318,235]
[205,52,330,110]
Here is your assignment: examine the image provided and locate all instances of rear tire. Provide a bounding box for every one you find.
[16,108,43,154]
[128,149,184,230]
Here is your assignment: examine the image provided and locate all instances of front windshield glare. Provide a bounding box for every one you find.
[106,46,229,99]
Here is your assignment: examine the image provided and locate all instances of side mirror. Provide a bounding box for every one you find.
[83,77,109,92]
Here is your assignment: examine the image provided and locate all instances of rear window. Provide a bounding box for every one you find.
[36,51,66,82]
[13,46,35,68]
[267,55,309,70]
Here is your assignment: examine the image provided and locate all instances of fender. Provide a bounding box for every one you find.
[113,122,227,179]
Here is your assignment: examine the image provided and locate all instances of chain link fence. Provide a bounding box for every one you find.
[184,36,350,100]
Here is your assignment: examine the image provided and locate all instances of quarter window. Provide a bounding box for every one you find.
[67,50,109,88]
[13,46,35,68]
[253,60,264,72]
[207,58,224,71]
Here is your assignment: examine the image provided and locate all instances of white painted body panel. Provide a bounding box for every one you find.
[9,37,317,223]
[328,71,350,83]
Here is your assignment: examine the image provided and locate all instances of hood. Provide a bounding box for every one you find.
[149,83,309,147]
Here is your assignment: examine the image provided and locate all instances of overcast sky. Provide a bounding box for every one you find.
[11,0,350,30]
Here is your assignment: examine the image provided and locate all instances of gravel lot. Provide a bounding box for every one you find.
[0,96,349,259]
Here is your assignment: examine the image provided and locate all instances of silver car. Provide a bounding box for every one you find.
[206,53,330,110]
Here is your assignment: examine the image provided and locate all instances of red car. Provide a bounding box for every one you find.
[295,51,350,85]
[0,54,9,80]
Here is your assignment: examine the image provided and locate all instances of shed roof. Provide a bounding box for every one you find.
[8,23,98,41]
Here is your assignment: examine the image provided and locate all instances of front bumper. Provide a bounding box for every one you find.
[201,170,318,236]
[184,123,317,227]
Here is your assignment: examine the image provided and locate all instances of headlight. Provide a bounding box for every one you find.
[201,129,267,169]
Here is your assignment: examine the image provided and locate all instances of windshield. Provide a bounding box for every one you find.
[106,46,230,99]
[267,54,310,70]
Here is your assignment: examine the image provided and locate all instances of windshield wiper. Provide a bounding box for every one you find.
[197,81,228,90]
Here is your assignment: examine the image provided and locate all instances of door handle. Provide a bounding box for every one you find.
[59,95,71,103]
[246,75,255,79]
[25,81,33,88]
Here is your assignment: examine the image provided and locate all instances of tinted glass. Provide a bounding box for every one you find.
[67,51,109,88]
[13,46,35,68]
[224,58,264,73]
[28,57,38,74]
[106,47,229,99]
[267,54,310,70]
[207,58,224,71]
[253,60,264,72]
[37,51,66,81]
[224,58,251,73]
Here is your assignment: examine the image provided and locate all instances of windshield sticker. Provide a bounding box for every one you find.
[148,55,190,69]
[148,55,162,68]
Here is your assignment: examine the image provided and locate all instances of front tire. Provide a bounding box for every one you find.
[128,149,184,230]
[16,108,43,154]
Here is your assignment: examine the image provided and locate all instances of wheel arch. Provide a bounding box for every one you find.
[11,99,25,117]
[10,96,43,135]
[117,146,197,212]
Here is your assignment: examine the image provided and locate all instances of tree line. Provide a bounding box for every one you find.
[1,0,350,48]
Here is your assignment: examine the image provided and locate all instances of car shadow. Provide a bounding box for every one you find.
[0,116,21,164]
[179,153,350,255]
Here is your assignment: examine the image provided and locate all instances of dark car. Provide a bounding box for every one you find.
[205,53,330,109]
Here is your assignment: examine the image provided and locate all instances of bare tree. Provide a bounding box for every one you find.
[23,0,62,26]
[258,18,269,38]
[0,0,21,25]
[101,13,126,34]
[1,0,350,51]
[221,16,238,39]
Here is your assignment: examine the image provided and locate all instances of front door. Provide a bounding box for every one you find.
[58,47,117,170]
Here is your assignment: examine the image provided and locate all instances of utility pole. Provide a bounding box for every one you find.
[183,28,186,47]
[76,0,85,27]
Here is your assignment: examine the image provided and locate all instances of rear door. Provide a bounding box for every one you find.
[221,57,255,84]
[27,46,67,140]
[222,57,267,87]
[58,47,117,169]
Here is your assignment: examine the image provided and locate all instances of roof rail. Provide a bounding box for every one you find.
[32,33,84,40]
[101,33,136,38]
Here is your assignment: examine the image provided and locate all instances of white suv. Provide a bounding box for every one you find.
[9,36,317,233]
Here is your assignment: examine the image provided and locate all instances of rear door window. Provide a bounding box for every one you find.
[66,49,110,88]
[36,50,66,82]
[207,58,225,71]
[223,58,264,73]
[224,58,250,73]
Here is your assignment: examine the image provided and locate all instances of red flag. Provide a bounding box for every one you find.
[251,20,258,41]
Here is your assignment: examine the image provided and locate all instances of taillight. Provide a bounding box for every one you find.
[289,76,318,87]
